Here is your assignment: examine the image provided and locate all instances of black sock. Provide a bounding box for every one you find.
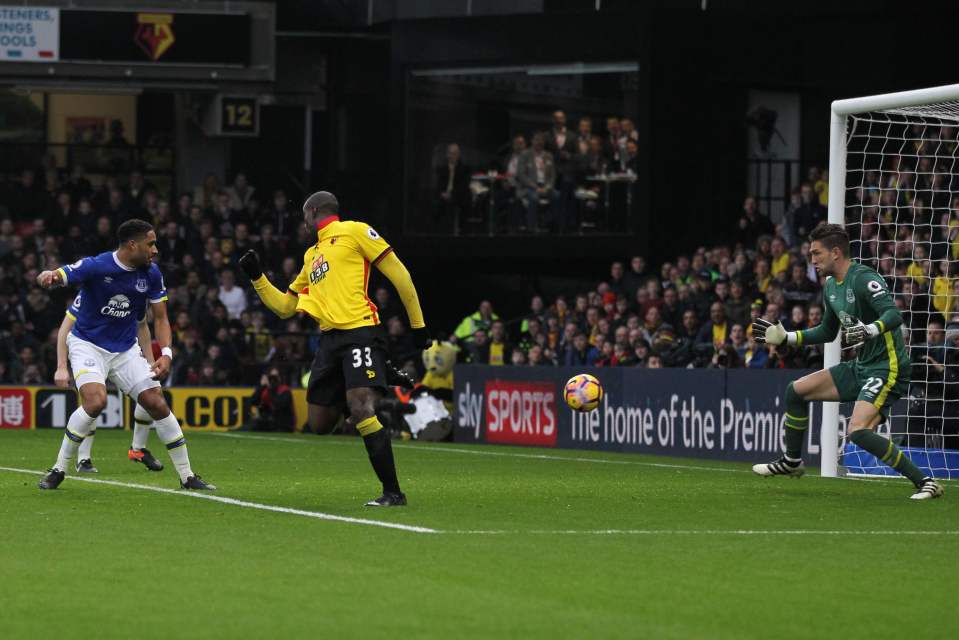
[363,429,401,494]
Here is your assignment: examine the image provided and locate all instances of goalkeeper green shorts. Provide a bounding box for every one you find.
[828,360,909,418]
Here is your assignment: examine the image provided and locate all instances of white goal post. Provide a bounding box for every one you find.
[823,83,959,478]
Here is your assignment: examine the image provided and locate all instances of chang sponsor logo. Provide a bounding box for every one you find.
[101,294,133,318]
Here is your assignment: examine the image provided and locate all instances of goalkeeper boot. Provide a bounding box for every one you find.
[365,491,407,507]
[129,447,164,472]
[385,360,415,389]
[181,475,217,491]
[752,456,805,478]
[76,459,98,473]
[910,477,943,501]
[39,469,66,490]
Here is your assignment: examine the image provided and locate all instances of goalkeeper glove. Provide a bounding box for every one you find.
[842,317,880,351]
[238,250,263,280]
[752,318,788,345]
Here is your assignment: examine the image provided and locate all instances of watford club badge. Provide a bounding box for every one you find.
[135,13,176,61]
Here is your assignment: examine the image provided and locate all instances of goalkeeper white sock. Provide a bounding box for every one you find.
[55,408,97,472]
[153,413,193,482]
[132,404,153,450]
[77,429,95,461]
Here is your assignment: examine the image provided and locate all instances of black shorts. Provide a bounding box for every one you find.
[306,326,388,406]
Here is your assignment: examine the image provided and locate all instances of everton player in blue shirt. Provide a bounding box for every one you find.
[35,220,215,490]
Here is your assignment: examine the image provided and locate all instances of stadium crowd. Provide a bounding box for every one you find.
[453,156,959,374]
[2,129,957,390]
[0,163,351,388]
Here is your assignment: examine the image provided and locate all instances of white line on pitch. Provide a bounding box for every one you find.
[444,529,959,536]
[209,432,746,474]
[0,466,436,534]
[211,433,958,486]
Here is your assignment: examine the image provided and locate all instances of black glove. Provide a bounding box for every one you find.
[385,359,415,390]
[238,250,262,280]
[412,327,432,350]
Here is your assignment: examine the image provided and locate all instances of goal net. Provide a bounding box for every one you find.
[825,84,959,480]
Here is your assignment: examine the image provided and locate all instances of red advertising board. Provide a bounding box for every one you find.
[0,388,31,429]
[485,380,557,446]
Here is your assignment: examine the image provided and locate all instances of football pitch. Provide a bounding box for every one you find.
[2,429,957,639]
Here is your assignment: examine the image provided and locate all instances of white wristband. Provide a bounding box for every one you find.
[786,332,798,346]
[161,347,173,360]
[865,323,881,338]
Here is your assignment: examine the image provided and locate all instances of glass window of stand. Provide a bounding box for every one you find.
[405,62,639,237]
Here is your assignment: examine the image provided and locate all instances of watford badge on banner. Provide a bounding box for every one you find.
[134,13,175,61]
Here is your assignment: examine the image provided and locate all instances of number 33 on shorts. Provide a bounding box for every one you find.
[351,347,372,368]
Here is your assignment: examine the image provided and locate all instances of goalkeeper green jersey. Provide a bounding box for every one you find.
[796,261,910,371]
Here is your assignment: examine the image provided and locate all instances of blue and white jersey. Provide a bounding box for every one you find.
[61,251,167,353]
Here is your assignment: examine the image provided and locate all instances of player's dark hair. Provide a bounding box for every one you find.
[117,219,154,245]
[809,222,850,257]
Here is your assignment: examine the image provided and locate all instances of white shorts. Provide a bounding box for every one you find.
[67,334,160,400]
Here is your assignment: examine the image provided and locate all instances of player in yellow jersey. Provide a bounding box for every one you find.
[238,191,429,506]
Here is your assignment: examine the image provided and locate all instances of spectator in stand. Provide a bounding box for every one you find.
[646,354,663,369]
[435,143,471,231]
[753,257,772,296]
[604,117,623,166]
[10,169,47,220]
[623,139,639,175]
[157,220,185,267]
[499,134,527,226]
[545,110,577,225]
[679,309,700,342]
[564,332,599,366]
[516,132,559,233]
[735,196,774,247]
[454,300,498,344]
[510,348,527,366]
[793,183,827,239]
[467,328,490,364]
[91,216,114,254]
[265,190,297,240]
[784,304,807,331]
[248,367,294,431]
[126,169,155,211]
[783,263,817,305]
[225,172,256,212]
[697,302,729,348]
[217,269,247,320]
[386,316,418,366]
[729,323,748,360]
[782,187,802,247]
[724,278,751,328]
[193,173,221,211]
[527,344,550,366]
[575,117,593,147]
[769,237,790,277]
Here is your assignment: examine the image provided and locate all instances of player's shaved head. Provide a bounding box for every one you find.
[303,191,339,216]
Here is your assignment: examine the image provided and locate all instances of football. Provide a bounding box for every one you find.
[564,373,604,412]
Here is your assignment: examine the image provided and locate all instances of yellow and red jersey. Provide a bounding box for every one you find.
[287,216,392,331]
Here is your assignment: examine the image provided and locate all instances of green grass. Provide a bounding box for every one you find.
[2,429,958,639]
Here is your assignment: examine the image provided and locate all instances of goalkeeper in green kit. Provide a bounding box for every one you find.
[752,223,943,500]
